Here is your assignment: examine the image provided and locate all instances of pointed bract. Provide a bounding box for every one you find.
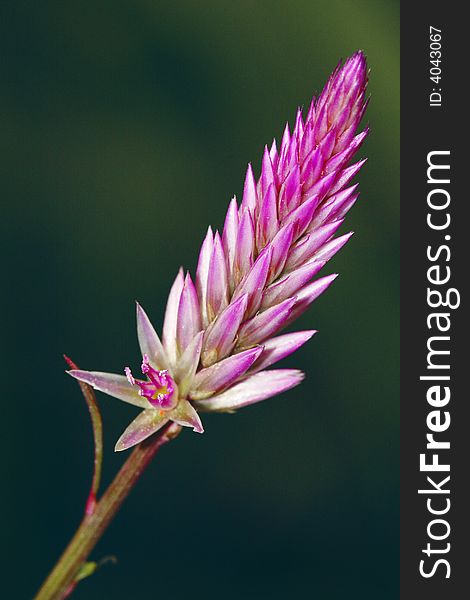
[309,185,358,229]
[237,297,297,347]
[233,209,255,287]
[196,227,214,328]
[174,331,204,397]
[287,274,338,325]
[284,219,344,272]
[68,370,149,408]
[257,183,279,249]
[250,331,317,373]
[241,164,258,213]
[267,223,294,282]
[171,399,204,433]
[206,232,229,322]
[232,247,272,318]
[176,272,201,351]
[222,197,239,287]
[279,164,301,219]
[190,346,263,400]
[194,369,305,412]
[312,232,354,263]
[260,146,276,198]
[162,268,185,366]
[261,260,325,309]
[115,409,170,451]
[201,294,248,367]
[136,302,168,370]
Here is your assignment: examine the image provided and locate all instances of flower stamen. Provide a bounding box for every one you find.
[125,355,177,410]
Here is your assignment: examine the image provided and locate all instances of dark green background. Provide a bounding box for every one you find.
[1,1,399,598]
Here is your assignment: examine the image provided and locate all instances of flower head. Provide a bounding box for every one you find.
[69,52,369,451]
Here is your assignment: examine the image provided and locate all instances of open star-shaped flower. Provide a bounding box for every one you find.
[69,51,369,451]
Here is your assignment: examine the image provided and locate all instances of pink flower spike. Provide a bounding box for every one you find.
[67,52,369,451]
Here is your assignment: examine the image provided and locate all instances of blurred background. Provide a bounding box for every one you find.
[1,1,399,598]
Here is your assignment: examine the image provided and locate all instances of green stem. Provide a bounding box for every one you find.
[34,422,182,600]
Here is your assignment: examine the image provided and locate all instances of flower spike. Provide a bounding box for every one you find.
[69,52,369,450]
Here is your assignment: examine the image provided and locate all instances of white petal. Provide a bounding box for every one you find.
[190,347,262,400]
[193,369,304,412]
[171,399,204,433]
[196,227,214,328]
[174,331,203,397]
[115,409,170,451]
[68,370,149,408]
[136,302,169,370]
[250,331,316,373]
[162,268,185,366]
